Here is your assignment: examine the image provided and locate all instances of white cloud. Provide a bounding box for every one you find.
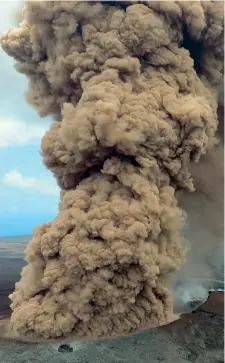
[0,117,49,148]
[3,169,59,196]
[0,3,51,149]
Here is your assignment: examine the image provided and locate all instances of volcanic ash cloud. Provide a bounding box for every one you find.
[1,1,223,340]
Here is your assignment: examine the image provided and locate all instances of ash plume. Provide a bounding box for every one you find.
[1,1,224,340]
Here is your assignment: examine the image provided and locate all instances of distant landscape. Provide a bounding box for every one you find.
[0,235,29,317]
[0,235,31,259]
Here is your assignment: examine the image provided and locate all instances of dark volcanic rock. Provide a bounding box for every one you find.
[58,344,73,353]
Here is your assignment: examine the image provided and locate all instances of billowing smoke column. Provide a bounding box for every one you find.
[1,1,224,340]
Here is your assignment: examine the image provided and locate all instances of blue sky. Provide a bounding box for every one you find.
[0,2,59,236]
